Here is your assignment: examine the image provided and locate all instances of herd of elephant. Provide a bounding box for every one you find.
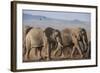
[23,26,90,62]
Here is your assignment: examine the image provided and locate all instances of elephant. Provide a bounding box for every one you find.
[44,27,63,60]
[24,27,44,61]
[24,27,63,61]
[61,28,88,58]
[23,26,32,58]
[79,28,88,52]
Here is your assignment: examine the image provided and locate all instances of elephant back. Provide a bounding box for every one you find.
[26,28,44,48]
[61,28,73,46]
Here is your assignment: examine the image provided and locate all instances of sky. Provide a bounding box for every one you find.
[23,10,91,22]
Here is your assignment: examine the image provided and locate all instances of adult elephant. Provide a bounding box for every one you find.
[79,28,88,52]
[23,26,32,59]
[61,28,88,58]
[44,27,63,60]
[24,27,44,61]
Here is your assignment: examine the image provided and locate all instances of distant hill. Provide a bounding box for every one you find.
[23,13,90,24]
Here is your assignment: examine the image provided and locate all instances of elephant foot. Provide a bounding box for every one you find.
[42,55,49,61]
[80,54,83,58]
[46,58,50,61]
[70,53,73,59]
[46,56,52,61]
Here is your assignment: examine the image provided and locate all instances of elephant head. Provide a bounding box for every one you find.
[44,27,63,60]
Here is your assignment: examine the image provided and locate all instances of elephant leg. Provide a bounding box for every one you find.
[82,41,88,58]
[48,44,52,60]
[24,48,28,61]
[83,41,86,52]
[24,48,31,61]
[40,49,42,59]
[71,46,76,58]
[83,35,88,52]
[46,43,50,60]
[40,47,44,60]
[79,41,84,54]
[25,36,31,61]
[84,41,88,52]
[53,43,62,56]
[23,48,26,59]
[79,41,83,51]
[35,47,42,60]
[76,45,83,58]
[27,48,31,59]
[38,47,42,60]
[53,48,59,56]
[35,48,38,56]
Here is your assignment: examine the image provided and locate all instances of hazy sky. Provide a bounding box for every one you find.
[23,10,91,22]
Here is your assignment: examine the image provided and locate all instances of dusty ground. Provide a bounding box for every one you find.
[23,45,91,62]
